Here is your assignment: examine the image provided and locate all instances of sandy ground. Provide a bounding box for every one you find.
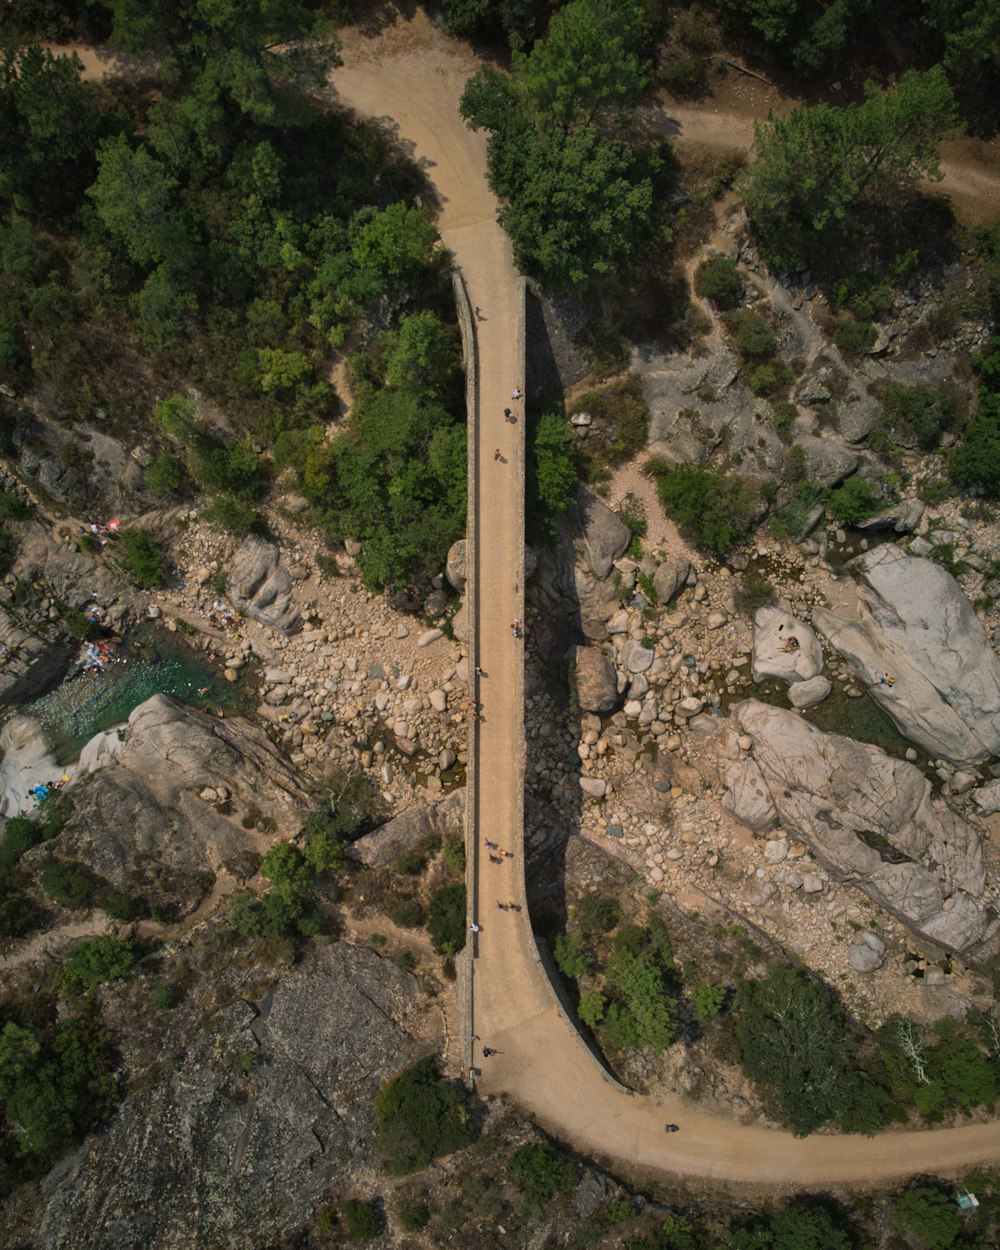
[333,8,1000,1189]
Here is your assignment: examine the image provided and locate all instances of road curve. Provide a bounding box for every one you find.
[333,10,1000,1190]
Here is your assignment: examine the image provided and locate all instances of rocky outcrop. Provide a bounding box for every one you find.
[751,606,823,684]
[795,434,857,487]
[0,603,72,708]
[814,544,1000,764]
[721,700,996,953]
[350,789,464,867]
[574,647,621,714]
[45,696,307,913]
[228,538,300,634]
[37,942,427,1250]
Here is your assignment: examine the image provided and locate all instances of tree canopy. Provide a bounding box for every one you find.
[741,67,960,273]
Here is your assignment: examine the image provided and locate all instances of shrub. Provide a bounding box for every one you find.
[144,451,183,497]
[729,310,776,360]
[654,462,762,554]
[260,843,312,906]
[507,1140,576,1203]
[771,399,797,443]
[573,893,620,938]
[373,1055,475,1173]
[695,257,742,308]
[61,935,136,994]
[427,882,466,955]
[691,982,727,1021]
[396,1195,430,1231]
[395,846,429,876]
[750,362,792,396]
[0,815,41,866]
[882,381,964,451]
[736,570,777,613]
[784,443,807,482]
[150,982,177,1010]
[659,55,708,98]
[340,1198,380,1241]
[119,528,167,588]
[834,319,877,355]
[391,898,424,929]
[826,475,881,524]
[554,931,590,979]
[101,890,144,921]
[201,495,262,536]
[441,836,466,874]
[41,860,95,909]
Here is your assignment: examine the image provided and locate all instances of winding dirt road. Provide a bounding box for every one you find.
[332,9,1000,1189]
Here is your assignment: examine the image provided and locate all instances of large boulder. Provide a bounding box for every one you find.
[574,646,621,714]
[795,434,857,487]
[45,695,307,914]
[446,539,467,592]
[813,544,1000,764]
[653,555,690,604]
[722,700,996,953]
[751,606,824,684]
[0,715,60,817]
[350,789,464,867]
[228,538,300,634]
[36,943,426,1250]
[574,487,630,580]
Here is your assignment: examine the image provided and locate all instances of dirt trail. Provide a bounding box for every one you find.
[334,8,1000,1188]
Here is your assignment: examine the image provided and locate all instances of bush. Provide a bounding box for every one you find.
[784,443,807,483]
[390,898,424,929]
[441,836,466,874]
[573,893,620,938]
[144,451,183,497]
[834,319,876,356]
[771,399,797,443]
[0,814,41,866]
[61,935,136,994]
[395,846,429,876]
[201,495,263,536]
[750,362,792,396]
[729,310,776,360]
[654,462,762,554]
[41,860,95,909]
[119,528,167,587]
[260,843,312,907]
[427,882,466,955]
[736,570,777,613]
[882,381,964,451]
[826,475,882,524]
[340,1198,380,1241]
[507,1140,575,1203]
[396,1195,430,1231]
[101,890,144,921]
[691,982,727,1021]
[373,1056,475,1174]
[695,257,742,308]
[659,55,708,98]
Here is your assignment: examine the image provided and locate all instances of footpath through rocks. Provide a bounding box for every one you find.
[332,9,1000,1188]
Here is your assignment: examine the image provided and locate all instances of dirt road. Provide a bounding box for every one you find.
[331,8,1000,1188]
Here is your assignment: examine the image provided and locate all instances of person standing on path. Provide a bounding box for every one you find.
[512,387,522,400]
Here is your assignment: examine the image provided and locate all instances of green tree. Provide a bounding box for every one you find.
[340,1198,379,1241]
[741,67,960,273]
[347,203,439,308]
[578,989,606,1029]
[826,475,881,524]
[88,135,192,269]
[531,411,577,524]
[553,931,590,979]
[513,0,650,127]
[734,965,877,1136]
[891,1186,962,1249]
[384,311,461,399]
[0,47,98,220]
[373,1056,474,1174]
[573,892,620,938]
[691,982,727,1022]
[260,842,312,908]
[696,256,743,308]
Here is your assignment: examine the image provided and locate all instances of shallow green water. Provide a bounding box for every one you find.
[23,628,254,764]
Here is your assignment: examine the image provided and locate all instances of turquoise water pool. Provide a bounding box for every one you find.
[23,628,254,763]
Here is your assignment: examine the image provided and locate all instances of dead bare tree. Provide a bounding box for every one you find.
[896,1018,930,1085]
